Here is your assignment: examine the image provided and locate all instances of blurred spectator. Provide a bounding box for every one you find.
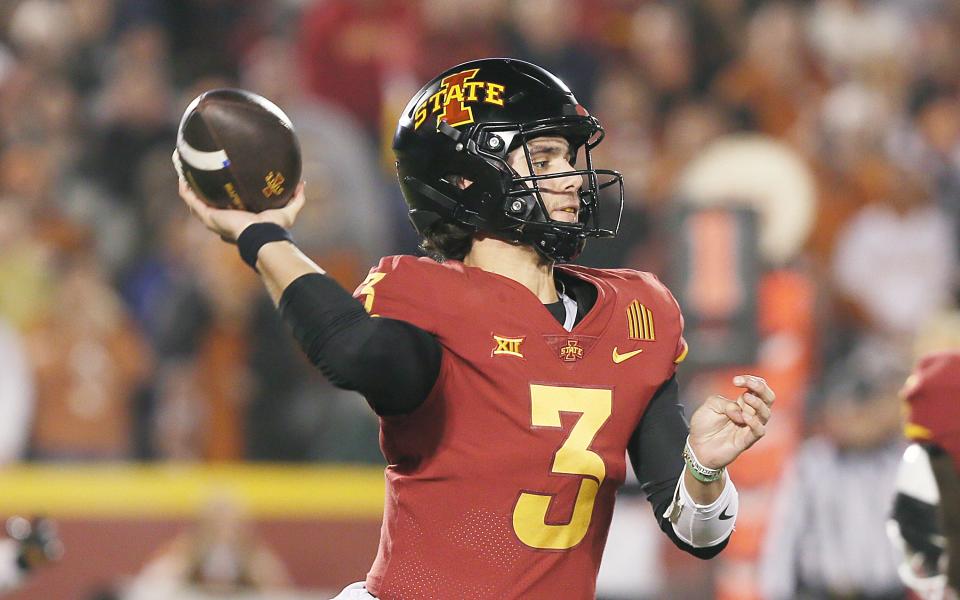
[759,341,908,600]
[416,0,505,80]
[649,101,733,210]
[502,0,600,106]
[891,82,960,252]
[28,254,151,459]
[714,1,826,138]
[0,200,54,332]
[628,2,698,115]
[807,0,911,82]
[244,294,381,463]
[90,24,176,201]
[0,318,32,464]
[143,234,257,461]
[831,158,955,336]
[686,0,746,89]
[576,67,656,270]
[162,0,268,85]
[297,0,418,133]
[6,0,73,71]
[124,495,289,599]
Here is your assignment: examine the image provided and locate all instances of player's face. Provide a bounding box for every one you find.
[507,136,583,224]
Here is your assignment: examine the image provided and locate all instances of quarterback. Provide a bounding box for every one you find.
[176,58,775,599]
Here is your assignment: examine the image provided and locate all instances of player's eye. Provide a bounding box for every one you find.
[532,160,550,170]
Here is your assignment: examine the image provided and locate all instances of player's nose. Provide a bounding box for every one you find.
[541,159,582,194]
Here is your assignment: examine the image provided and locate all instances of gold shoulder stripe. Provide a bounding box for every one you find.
[626,300,655,341]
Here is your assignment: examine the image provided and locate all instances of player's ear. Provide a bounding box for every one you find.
[506,145,530,175]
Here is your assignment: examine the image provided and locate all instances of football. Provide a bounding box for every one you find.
[175,88,301,212]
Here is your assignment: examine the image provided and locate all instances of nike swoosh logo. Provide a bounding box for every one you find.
[612,347,643,364]
[719,507,734,521]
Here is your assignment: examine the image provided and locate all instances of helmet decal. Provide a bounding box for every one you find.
[414,68,507,130]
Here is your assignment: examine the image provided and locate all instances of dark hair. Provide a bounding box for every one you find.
[420,219,474,261]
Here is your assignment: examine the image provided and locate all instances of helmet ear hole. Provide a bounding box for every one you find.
[445,174,471,190]
[504,195,537,219]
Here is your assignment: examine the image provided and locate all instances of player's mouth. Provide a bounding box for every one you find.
[550,205,579,223]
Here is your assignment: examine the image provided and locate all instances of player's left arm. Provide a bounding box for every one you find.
[629,376,729,558]
[628,374,774,556]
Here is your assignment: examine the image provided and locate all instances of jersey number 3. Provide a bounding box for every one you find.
[513,384,613,550]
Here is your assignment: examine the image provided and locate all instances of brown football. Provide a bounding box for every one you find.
[176,88,301,212]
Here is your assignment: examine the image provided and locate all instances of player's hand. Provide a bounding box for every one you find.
[174,150,305,243]
[687,375,775,470]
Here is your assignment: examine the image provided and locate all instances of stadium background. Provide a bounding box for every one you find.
[0,0,958,598]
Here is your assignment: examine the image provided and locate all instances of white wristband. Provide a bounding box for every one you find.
[662,472,738,548]
[683,436,725,483]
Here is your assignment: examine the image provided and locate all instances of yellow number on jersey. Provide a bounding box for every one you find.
[357,272,386,315]
[513,385,612,550]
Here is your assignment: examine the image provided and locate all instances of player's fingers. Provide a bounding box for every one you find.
[718,397,746,426]
[178,177,204,211]
[733,375,775,406]
[743,410,766,439]
[742,393,771,424]
[283,181,306,222]
[178,178,219,229]
[262,181,305,228]
[171,149,184,178]
[737,392,758,416]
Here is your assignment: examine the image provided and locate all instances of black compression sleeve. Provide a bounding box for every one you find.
[278,273,442,416]
[628,375,729,559]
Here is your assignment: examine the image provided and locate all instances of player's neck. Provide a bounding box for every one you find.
[464,236,557,303]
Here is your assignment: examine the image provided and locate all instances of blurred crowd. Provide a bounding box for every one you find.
[0,0,959,596]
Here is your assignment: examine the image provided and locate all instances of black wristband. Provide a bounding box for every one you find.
[237,223,293,271]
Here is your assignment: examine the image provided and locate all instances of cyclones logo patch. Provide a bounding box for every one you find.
[414,68,506,130]
[559,339,584,362]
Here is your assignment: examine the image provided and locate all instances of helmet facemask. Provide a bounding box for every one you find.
[448,113,624,262]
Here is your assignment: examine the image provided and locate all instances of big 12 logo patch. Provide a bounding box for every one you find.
[414,69,506,130]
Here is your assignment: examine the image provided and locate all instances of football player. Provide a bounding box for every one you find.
[175,58,775,599]
[889,351,960,600]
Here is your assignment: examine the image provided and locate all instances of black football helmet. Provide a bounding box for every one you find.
[393,58,623,262]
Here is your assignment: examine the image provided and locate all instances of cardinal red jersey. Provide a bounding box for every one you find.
[353,255,687,600]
